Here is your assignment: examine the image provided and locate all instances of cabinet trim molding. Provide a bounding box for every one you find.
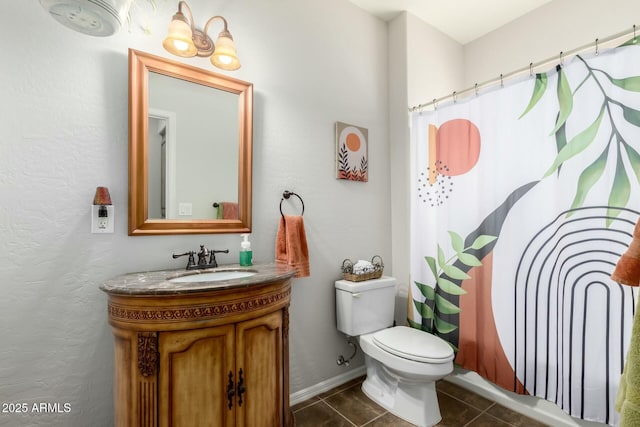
[108,287,291,324]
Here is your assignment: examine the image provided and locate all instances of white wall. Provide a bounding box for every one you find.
[0,1,388,425]
[406,13,465,109]
[388,12,465,322]
[388,14,410,325]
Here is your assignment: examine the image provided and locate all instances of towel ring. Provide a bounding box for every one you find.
[280,191,304,217]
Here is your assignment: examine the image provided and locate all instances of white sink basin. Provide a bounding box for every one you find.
[168,270,257,283]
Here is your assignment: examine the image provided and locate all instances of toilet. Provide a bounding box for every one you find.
[335,276,454,427]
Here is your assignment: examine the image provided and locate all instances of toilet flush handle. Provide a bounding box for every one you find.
[351,293,361,298]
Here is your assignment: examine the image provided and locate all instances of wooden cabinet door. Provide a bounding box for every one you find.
[235,310,284,427]
[159,325,236,427]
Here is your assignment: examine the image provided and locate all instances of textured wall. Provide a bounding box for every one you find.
[0,1,389,425]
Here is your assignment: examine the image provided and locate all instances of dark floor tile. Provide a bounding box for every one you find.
[291,395,320,412]
[294,377,552,427]
[486,403,550,427]
[325,383,385,426]
[365,412,417,426]
[466,413,512,427]
[317,375,365,399]
[435,391,482,427]
[293,401,353,427]
[436,380,494,411]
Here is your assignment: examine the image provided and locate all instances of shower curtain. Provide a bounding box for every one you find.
[409,39,640,425]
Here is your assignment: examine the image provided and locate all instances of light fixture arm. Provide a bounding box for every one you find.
[177,0,195,30]
[203,15,233,40]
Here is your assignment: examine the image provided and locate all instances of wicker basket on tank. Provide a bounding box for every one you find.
[341,255,384,282]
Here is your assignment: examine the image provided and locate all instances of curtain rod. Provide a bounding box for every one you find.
[408,25,638,112]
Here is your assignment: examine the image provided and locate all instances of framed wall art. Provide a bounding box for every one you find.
[335,121,368,182]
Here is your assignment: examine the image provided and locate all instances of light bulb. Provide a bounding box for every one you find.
[173,39,189,51]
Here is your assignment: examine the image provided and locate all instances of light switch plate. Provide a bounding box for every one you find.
[91,205,114,233]
[178,202,193,216]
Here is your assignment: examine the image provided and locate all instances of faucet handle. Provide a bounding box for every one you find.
[172,251,193,259]
[207,249,229,268]
[172,251,196,269]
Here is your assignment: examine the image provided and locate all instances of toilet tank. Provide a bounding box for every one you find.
[335,276,396,336]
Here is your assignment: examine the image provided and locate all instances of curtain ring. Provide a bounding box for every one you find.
[559,51,564,66]
[453,91,457,103]
[634,24,637,43]
[595,38,599,56]
[529,62,533,77]
[433,98,437,110]
[500,74,504,88]
[474,83,479,97]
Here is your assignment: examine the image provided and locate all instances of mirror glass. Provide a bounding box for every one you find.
[147,72,239,220]
[128,49,253,235]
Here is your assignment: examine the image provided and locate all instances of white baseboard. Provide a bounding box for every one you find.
[290,366,366,406]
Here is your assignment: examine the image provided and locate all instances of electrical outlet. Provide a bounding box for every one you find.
[91,205,115,233]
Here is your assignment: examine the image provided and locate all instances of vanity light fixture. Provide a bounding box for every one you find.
[162,1,241,71]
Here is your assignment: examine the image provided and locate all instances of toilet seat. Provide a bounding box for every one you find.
[373,326,454,363]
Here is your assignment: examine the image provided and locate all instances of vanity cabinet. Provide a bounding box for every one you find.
[158,310,284,427]
[101,267,293,427]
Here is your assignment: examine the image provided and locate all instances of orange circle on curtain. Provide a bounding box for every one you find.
[346,133,361,151]
[436,119,481,176]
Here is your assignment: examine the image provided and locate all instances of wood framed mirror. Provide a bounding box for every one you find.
[128,49,252,235]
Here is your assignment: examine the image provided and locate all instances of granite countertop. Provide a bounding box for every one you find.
[100,263,296,296]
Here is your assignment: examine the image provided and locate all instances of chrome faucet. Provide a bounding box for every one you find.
[173,245,230,270]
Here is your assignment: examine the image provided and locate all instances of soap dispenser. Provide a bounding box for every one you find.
[240,234,253,266]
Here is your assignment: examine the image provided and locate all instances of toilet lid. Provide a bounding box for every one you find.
[373,326,454,363]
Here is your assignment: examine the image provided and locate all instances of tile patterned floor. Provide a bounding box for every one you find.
[292,376,550,427]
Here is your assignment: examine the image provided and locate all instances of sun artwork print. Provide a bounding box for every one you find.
[336,122,368,182]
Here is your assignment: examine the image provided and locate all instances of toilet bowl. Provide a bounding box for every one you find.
[335,277,454,427]
[359,326,454,427]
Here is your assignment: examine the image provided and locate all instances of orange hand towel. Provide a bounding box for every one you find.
[216,202,239,219]
[612,218,640,286]
[222,202,238,220]
[276,215,310,278]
